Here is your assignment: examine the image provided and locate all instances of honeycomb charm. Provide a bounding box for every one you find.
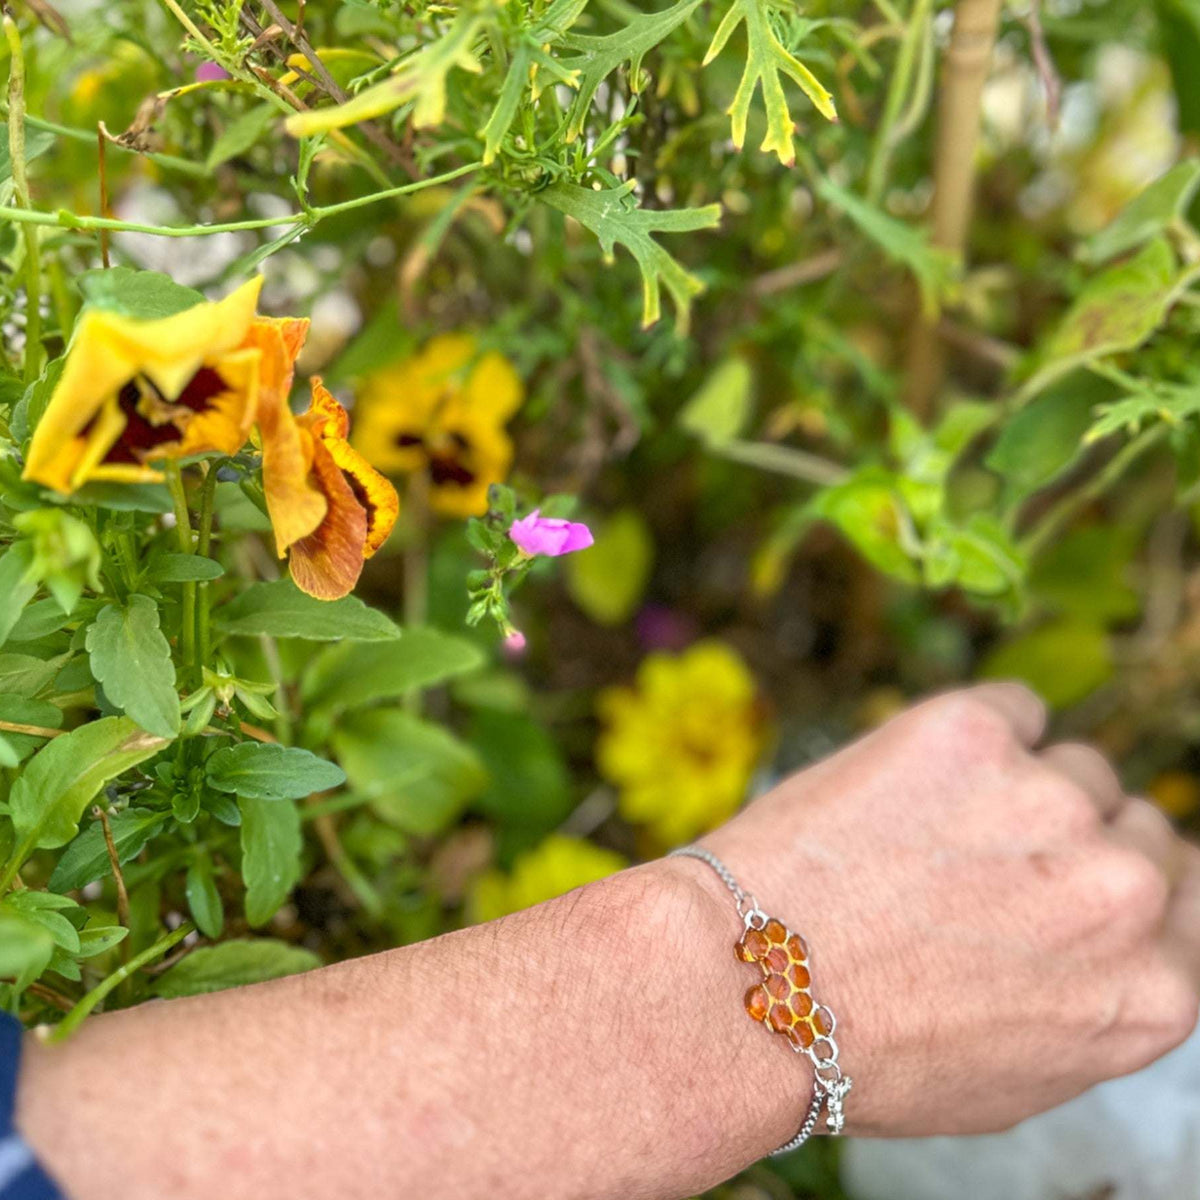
[736,917,832,1050]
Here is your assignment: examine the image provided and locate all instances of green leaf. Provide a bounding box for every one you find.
[8,717,167,856]
[565,509,654,626]
[86,595,180,739]
[817,177,955,317]
[540,181,721,333]
[1086,160,1200,264]
[0,908,54,988]
[207,742,345,802]
[808,469,919,583]
[301,628,485,712]
[76,924,129,959]
[152,939,320,998]
[0,543,37,651]
[980,619,1113,709]
[1086,377,1200,441]
[1029,526,1141,622]
[922,515,1025,597]
[146,553,226,583]
[0,123,54,194]
[560,0,702,142]
[206,104,277,171]
[76,267,205,320]
[986,372,1110,501]
[680,357,754,446]
[470,709,572,829]
[1023,238,1181,400]
[215,579,401,641]
[6,891,81,953]
[703,0,836,163]
[285,9,482,135]
[333,709,487,835]
[48,808,169,892]
[0,694,62,763]
[8,597,90,644]
[238,796,303,926]
[0,652,66,697]
[186,854,224,939]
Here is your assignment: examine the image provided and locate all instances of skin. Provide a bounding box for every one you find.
[15,682,1200,1200]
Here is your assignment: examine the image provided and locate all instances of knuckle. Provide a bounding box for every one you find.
[1042,776,1102,840]
[1156,972,1200,1047]
[919,692,1016,759]
[1091,847,1170,925]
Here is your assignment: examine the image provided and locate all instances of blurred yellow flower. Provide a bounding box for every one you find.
[468,834,628,923]
[596,640,766,845]
[1147,770,1198,820]
[351,334,522,517]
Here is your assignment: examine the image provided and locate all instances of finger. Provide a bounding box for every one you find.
[1041,743,1126,819]
[1108,800,1184,878]
[961,682,1047,748]
[1165,843,1200,986]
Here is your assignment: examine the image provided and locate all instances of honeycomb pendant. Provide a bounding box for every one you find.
[737,917,832,1050]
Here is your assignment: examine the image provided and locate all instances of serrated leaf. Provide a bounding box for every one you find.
[76,267,204,320]
[560,0,702,142]
[8,718,166,859]
[239,796,303,926]
[1086,378,1200,441]
[214,578,401,641]
[207,742,345,802]
[152,939,320,998]
[86,595,180,739]
[285,10,482,135]
[541,181,721,333]
[703,0,836,163]
[301,628,485,712]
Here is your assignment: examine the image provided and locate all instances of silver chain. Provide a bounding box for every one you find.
[668,845,852,1155]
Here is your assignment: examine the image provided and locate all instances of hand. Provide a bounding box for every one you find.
[673,683,1200,1137]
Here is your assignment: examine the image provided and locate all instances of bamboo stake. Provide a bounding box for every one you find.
[903,0,1004,419]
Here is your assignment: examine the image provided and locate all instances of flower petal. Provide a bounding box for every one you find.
[307,379,399,558]
[287,436,369,600]
[246,316,327,555]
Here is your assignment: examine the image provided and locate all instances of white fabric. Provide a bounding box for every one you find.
[842,1025,1200,1200]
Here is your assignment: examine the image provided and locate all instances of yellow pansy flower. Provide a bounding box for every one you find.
[468,834,628,923]
[351,333,522,517]
[596,640,767,845]
[23,278,265,493]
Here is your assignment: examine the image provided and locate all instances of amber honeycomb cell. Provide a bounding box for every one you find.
[735,918,827,1051]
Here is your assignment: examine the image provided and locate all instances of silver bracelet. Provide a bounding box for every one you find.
[668,845,853,1155]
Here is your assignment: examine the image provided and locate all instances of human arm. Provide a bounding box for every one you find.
[16,683,1200,1200]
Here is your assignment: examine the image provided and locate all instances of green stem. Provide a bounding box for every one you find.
[4,16,42,383]
[1020,426,1168,559]
[46,922,196,1043]
[0,162,482,239]
[195,464,219,674]
[864,0,930,207]
[165,462,197,684]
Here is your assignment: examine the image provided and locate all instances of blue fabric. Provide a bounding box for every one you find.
[0,1013,65,1200]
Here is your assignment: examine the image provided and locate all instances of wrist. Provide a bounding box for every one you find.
[610,857,816,1166]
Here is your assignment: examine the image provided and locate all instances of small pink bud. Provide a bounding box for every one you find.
[503,630,527,656]
[509,510,594,558]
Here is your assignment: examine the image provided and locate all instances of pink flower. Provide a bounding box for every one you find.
[509,510,594,557]
[503,629,527,656]
[195,61,231,83]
